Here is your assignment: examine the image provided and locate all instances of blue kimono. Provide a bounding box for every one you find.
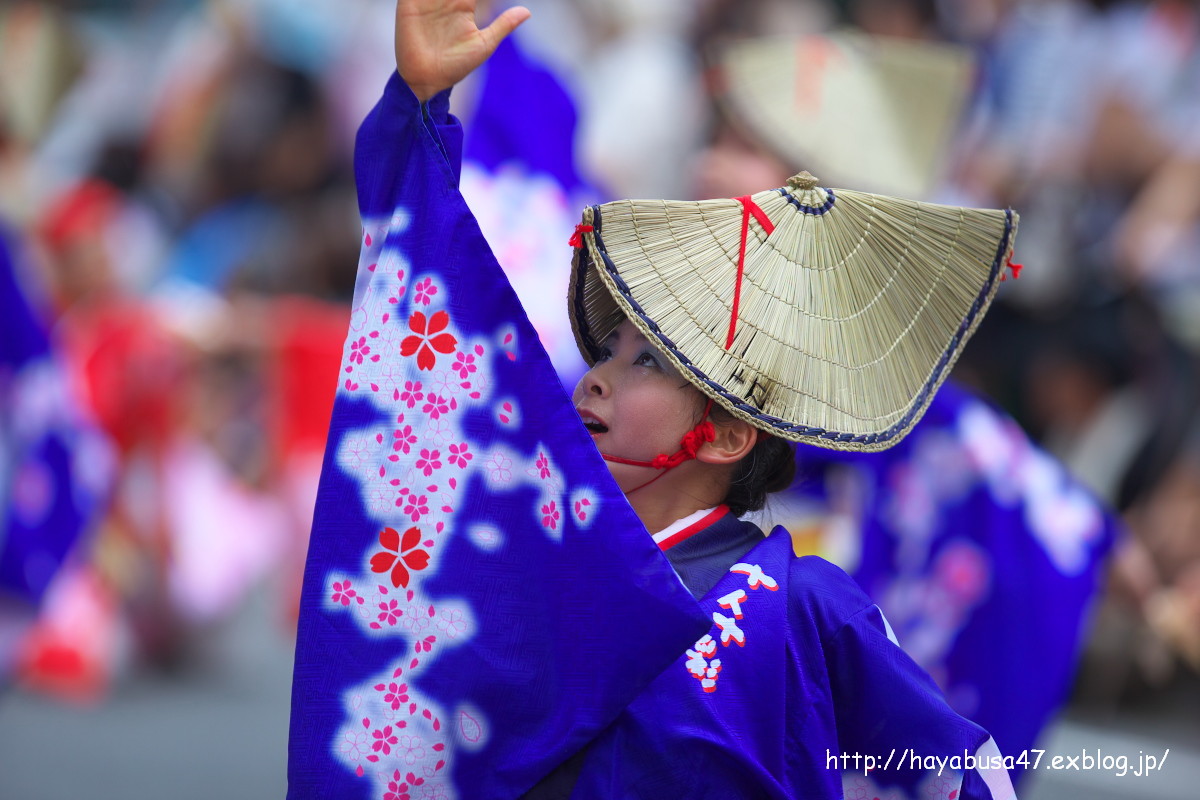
[286,75,1017,800]
[555,506,1011,799]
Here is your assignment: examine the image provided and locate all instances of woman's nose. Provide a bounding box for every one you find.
[578,363,610,398]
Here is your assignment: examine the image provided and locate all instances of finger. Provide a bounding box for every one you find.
[477,5,531,55]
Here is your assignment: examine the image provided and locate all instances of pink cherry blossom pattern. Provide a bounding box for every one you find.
[398,735,426,766]
[541,500,560,530]
[453,351,477,379]
[384,773,410,800]
[393,424,418,456]
[401,493,429,523]
[415,449,442,477]
[375,681,409,711]
[373,598,401,628]
[429,369,460,399]
[332,580,365,606]
[400,380,424,409]
[437,608,468,640]
[485,452,512,483]
[350,335,379,367]
[574,497,592,521]
[421,785,450,800]
[421,393,456,420]
[369,725,399,760]
[413,277,438,306]
[401,604,432,635]
[447,442,472,469]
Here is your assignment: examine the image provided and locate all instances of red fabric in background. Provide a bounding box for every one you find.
[265,295,346,465]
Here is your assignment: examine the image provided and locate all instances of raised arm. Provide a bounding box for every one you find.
[395,0,530,102]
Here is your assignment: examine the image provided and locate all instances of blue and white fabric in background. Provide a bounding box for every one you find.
[0,225,112,609]
[459,34,597,386]
[286,75,709,800]
[780,380,1122,785]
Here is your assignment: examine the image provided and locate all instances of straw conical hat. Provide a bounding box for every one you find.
[568,173,1018,452]
[716,32,975,199]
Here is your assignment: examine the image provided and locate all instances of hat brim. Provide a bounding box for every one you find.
[569,185,1017,452]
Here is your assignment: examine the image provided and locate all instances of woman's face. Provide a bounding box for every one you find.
[572,319,706,493]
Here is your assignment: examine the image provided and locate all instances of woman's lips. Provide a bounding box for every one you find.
[576,408,609,436]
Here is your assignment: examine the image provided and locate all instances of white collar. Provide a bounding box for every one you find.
[651,506,721,547]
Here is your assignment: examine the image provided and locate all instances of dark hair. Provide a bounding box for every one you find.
[707,406,797,516]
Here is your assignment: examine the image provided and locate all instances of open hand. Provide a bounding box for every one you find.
[395,0,530,102]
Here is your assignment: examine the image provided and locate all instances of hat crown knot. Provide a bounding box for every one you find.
[787,171,820,191]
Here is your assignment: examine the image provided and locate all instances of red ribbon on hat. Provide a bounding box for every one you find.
[727,197,776,349]
[569,224,594,248]
[1001,255,1023,281]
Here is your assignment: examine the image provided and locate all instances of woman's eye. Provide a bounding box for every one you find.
[596,347,613,362]
[634,352,660,368]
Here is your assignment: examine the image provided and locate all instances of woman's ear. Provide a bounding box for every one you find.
[697,417,758,466]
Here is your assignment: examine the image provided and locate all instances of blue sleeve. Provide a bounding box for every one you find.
[425,85,464,179]
[354,73,464,219]
[788,554,1012,799]
[827,602,1013,799]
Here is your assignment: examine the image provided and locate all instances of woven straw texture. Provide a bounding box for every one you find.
[569,176,1017,452]
[718,32,974,199]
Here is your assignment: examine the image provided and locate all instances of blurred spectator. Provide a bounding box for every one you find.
[1,205,114,699]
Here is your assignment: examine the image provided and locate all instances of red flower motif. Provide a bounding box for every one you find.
[541,500,560,530]
[400,311,457,371]
[370,527,432,589]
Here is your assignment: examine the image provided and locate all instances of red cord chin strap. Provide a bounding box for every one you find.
[601,400,716,495]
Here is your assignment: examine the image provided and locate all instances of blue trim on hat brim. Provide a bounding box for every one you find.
[572,198,1014,450]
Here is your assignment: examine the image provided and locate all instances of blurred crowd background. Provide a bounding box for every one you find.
[2,0,1199,796]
